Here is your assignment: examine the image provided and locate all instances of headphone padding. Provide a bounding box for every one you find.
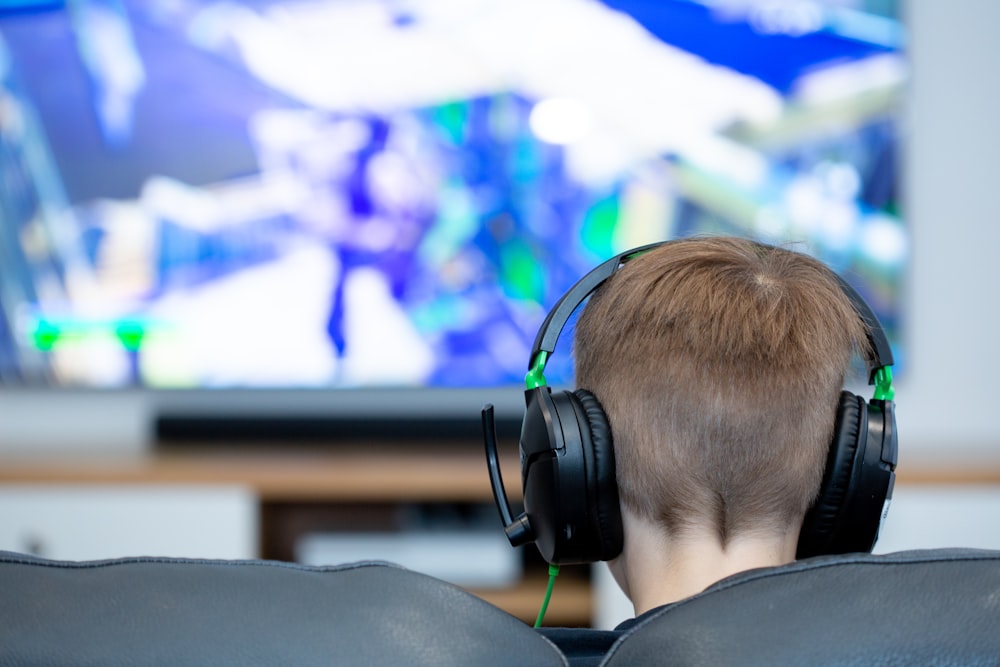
[572,389,624,560]
[797,391,864,558]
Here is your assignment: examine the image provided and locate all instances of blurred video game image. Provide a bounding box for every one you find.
[0,0,906,389]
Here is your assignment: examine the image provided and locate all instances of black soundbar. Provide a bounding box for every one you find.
[155,414,522,444]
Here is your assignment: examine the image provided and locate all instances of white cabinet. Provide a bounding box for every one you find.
[0,485,258,560]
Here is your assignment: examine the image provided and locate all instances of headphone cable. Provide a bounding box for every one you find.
[533,563,560,628]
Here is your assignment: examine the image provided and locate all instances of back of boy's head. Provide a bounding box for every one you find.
[573,236,870,545]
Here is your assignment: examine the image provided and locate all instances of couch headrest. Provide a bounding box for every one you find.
[0,551,567,667]
[601,548,1000,666]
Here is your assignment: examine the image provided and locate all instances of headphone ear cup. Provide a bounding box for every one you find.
[798,390,895,558]
[797,391,865,558]
[571,389,624,561]
[519,387,623,564]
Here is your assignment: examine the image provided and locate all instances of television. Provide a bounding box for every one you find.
[0,0,907,446]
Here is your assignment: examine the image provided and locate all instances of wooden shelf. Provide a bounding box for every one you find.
[3,445,998,497]
[894,464,1000,485]
[0,444,523,502]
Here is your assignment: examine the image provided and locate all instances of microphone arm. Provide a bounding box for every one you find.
[481,404,533,547]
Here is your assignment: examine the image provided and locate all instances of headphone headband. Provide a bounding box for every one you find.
[529,240,893,386]
[530,243,661,362]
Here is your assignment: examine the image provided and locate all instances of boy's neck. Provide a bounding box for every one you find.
[610,511,799,616]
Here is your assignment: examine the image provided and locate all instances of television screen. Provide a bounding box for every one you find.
[0,0,907,399]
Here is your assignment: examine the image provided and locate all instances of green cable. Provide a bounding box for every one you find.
[526,349,557,628]
[534,563,560,628]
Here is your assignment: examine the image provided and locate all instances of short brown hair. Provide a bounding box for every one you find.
[573,237,869,544]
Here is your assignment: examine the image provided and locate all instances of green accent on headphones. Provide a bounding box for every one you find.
[525,351,549,390]
[873,366,895,401]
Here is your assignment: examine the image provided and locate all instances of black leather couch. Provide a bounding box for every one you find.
[3,548,999,666]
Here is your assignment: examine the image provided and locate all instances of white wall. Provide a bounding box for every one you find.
[896,0,1000,462]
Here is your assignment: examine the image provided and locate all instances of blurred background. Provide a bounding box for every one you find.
[0,0,997,628]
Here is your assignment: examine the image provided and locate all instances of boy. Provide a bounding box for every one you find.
[536,237,876,662]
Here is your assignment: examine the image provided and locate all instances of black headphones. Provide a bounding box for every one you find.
[483,241,898,565]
